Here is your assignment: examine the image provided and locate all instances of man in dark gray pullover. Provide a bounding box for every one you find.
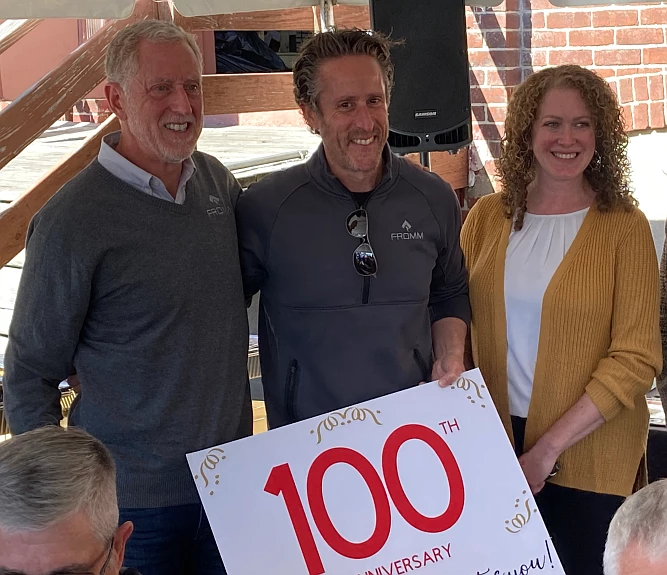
[237,29,471,428]
[3,21,249,575]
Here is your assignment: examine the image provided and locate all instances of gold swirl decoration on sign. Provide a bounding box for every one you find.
[194,448,226,497]
[504,490,538,533]
[450,376,487,408]
[310,407,382,444]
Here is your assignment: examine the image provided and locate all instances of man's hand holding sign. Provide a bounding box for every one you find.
[187,370,564,575]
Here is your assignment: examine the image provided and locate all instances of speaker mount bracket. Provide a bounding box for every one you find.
[319,0,335,31]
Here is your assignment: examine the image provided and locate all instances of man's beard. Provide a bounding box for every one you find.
[129,115,201,163]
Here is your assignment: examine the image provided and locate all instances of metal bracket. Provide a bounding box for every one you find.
[319,0,335,31]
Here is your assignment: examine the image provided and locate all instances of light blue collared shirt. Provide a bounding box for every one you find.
[98,132,196,204]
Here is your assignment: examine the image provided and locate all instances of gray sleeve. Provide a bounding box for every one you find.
[428,183,471,326]
[3,214,92,434]
[658,219,667,414]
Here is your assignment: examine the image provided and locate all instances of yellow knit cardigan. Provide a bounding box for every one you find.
[461,193,661,497]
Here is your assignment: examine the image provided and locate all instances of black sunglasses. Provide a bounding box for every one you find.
[346,208,378,276]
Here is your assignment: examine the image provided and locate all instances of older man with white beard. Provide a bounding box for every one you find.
[3,20,250,575]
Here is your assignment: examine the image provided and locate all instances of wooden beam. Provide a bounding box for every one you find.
[406,150,469,191]
[0,0,152,174]
[0,116,121,269]
[203,73,297,115]
[333,6,370,29]
[176,7,316,31]
[176,5,369,32]
[0,19,43,57]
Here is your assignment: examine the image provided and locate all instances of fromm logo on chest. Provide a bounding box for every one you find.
[207,206,233,217]
[391,220,424,240]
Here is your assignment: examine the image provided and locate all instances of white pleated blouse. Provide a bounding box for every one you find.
[504,208,589,417]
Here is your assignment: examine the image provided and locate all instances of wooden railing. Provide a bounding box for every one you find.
[0,19,43,57]
[0,1,153,173]
[0,1,468,269]
[0,117,120,268]
[0,0,153,268]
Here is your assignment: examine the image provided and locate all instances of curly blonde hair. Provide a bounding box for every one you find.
[498,65,636,230]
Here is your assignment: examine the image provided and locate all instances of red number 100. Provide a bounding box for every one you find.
[263,423,465,575]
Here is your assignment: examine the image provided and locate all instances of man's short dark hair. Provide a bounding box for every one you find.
[292,28,397,111]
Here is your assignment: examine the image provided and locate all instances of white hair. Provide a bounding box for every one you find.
[0,426,118,543]
[604,479,667,575]
[106,20,202,89]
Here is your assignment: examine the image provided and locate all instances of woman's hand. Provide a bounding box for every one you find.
[518,443,559,494]
[517,394,605,494]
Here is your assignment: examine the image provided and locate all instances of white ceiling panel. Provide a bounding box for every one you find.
[0,0,135,18]
[174,0,315,17]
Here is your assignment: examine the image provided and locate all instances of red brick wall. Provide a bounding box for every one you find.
[468,1,667,188]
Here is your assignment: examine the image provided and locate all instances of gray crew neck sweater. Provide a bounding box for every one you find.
[4,153,251,508]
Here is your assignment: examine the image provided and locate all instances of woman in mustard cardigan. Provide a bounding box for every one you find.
[461,65,661,575]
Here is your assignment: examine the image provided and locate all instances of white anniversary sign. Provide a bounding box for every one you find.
[187,369,565,575]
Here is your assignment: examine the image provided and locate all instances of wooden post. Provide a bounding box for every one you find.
[155,0,175,23]
[0,19,43,57]
[0,0,153,174]
[0,116,121,268]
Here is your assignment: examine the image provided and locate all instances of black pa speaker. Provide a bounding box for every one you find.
[370,0,472,154]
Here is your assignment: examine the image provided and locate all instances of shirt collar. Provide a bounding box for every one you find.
[98,131,196,195]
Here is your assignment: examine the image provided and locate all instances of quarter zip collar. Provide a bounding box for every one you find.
[306,142,398,200]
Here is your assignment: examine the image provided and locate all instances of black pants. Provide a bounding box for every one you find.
[511,416,624,575]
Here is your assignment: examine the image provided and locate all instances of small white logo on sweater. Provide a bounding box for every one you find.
[209,195,220,204]
[392,220,423,240]
[208,207,232,217]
